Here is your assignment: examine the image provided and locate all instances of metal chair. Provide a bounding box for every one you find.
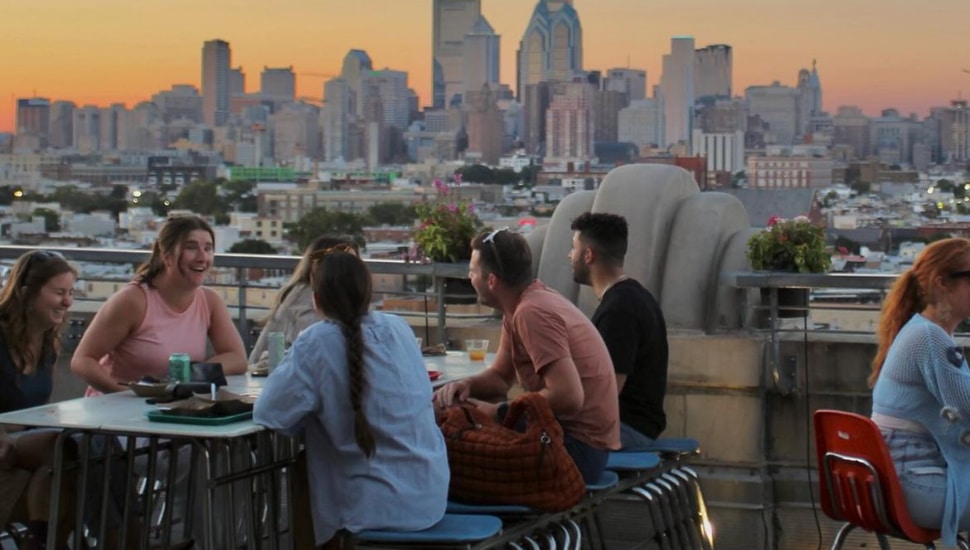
[813,409,970,550]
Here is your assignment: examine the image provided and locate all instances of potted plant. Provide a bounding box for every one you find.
[414,177,483,303]
[746,216,830,318]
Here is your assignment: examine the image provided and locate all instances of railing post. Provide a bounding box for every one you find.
[435,274,447,347]
[236,266,249,350]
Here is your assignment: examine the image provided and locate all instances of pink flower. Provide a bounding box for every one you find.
[767,215,782,228]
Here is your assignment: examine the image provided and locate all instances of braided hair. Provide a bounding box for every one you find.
[311,251,376,457]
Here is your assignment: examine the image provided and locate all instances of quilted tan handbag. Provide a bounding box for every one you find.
[438,392,586,511]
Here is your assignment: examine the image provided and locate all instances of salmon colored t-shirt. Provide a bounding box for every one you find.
[496,281,620,450]
[85,282,211,396]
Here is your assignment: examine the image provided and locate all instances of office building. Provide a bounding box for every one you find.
[546,82,595,160]
[659,36,695,147]
[463,15,500,98]
[465,85,504,164]
[432,0,481,108]
[48,101,76,149]
[152,85,204,123]
[261,66,296,103]
[517,0,583,99]
[746,82,799,146]
[605,68,646,103]
[230,67,246,97]
[618,99,663,149]
[694,44,732,101]
[16,98,50,145]
[201,39,231,126]
[341,49,374,116]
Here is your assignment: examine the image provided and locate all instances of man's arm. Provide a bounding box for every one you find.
[535,357,584,415]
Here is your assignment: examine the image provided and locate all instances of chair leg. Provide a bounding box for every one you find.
[958,534,970,550]
[830,522,856,550]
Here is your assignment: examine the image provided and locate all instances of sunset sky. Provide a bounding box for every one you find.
[2,0,968,133]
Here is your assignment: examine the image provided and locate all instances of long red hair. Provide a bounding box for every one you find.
[870,238,970,386]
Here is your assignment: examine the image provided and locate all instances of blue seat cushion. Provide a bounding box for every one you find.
[447,500,536,515]
[642,437,700,455]
[586,469,619,491]
[606,451,661,472]
[356,514,503,543]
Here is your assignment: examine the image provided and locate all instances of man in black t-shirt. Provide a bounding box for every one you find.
[569,212,669,450]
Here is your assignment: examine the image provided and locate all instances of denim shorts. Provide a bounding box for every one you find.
[881,427,952,530]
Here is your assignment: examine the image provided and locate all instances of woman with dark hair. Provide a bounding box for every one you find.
[248,235,358,365]
[871,237,970,545]
[71,215,246,393]
[0,249,78,548]
[254,248,448,548]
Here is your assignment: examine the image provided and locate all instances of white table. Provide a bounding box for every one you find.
[0,374,292,550]
[425,351,494,388]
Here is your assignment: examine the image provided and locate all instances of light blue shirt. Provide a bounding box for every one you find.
[873,313,970,545]
[254,312,448,544]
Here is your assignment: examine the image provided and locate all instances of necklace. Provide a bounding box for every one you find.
[599,275,629,299]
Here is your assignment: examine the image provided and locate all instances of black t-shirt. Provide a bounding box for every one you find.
[0,331,54,414]
[591,278,668,439]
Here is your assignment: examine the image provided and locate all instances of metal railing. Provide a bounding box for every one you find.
[0,245,483,349]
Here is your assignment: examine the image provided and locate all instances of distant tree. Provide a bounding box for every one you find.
[849,181,871,195]
[457,165,494,184]
[228,239,277,255]
[110,184,128,200]
[519,165,540,186]
[286,208,367,250]
[935,179,955,192]
[33,208,60,232]
[368,202,416,226]
[492,168,520,186]
[173,180,225,217]
[221,179,257,212]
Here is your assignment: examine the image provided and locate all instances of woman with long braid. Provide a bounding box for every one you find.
[254,248,448,548]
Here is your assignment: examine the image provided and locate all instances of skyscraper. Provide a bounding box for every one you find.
[341,49,374,116]
[16,98,50,145]
[516,0,583,100]
[466,84,504,164]
[261,67,296,103]
[605,69,647,103]
[230,67,246,97]
[432,0,482,109]
[201,39,231,127]
[694,44,732,101]
[545,81,595,161]
[659,36,695,147]
[463,15,500,98]
[323,78,351,162]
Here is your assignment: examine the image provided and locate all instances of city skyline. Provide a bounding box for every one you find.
[2,0,968,133]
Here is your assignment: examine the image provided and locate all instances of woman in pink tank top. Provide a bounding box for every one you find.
[71,215,247,394]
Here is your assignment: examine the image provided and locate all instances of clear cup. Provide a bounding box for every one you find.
[267,332,285,372]
[465,339,489,362]
[415,337,423,349]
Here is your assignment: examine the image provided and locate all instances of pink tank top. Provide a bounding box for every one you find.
[86,282,211,396]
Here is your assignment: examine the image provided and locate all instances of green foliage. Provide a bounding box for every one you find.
[413,179,482,262]
[228,239,277,255]
[746,216,830,273]
[33,208,60,232]
[849,181,871,195]
[286,208,367,251]
[368,202,417,226]
[173,180,223,216]
[221,179,257,212]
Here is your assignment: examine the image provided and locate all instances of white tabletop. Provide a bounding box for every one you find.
[0,374,267,439]
[425,351,493,388]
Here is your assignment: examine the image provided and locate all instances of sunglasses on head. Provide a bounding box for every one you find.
[949,270,970,279]
[309,243,357,264]
[18,250,66,286]
[482,228,509,280]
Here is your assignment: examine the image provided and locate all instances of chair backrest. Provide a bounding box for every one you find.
[812,409,939,543]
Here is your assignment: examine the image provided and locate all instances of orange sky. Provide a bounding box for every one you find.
[2,0,969,133]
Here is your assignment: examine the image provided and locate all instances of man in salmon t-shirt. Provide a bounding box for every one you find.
[433,228,620,483]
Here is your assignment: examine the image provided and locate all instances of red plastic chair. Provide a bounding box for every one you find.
[813,409,969,550]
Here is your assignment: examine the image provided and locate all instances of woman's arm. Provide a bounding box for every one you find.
[253,338,320,435]
[204,288,247,375]
[70,286,143,393]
